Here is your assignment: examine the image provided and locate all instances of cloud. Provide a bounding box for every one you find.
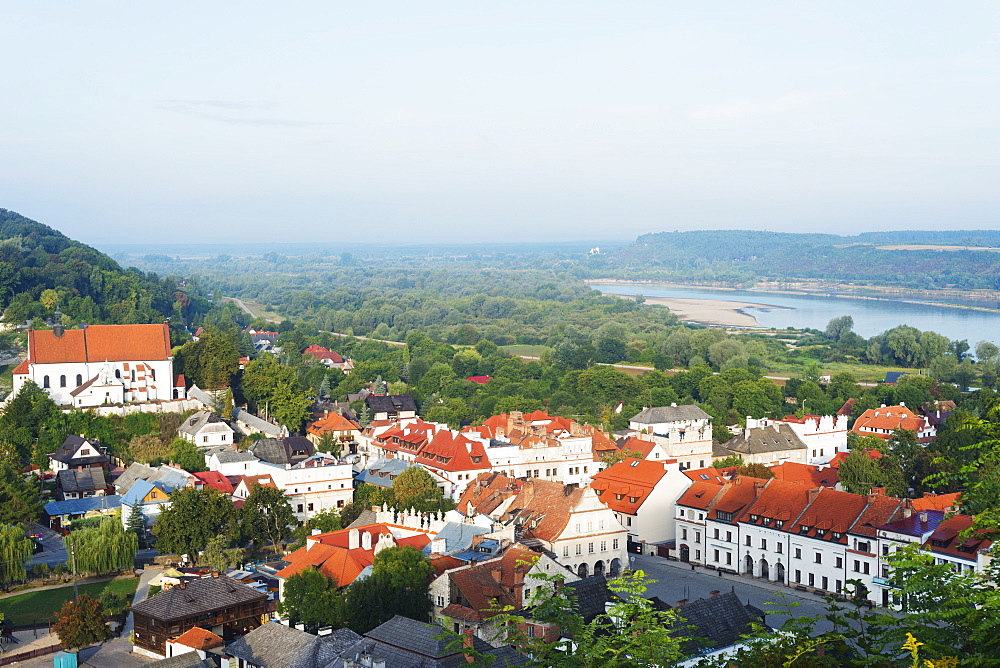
[156,100,330,127]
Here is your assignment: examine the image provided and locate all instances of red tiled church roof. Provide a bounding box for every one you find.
[27,323,172,364]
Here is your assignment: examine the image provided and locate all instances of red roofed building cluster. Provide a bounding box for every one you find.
[590,457,691,545]
[303,344,354,373]
[852,404,937,443]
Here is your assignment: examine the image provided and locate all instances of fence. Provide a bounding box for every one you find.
[0,643,62,666]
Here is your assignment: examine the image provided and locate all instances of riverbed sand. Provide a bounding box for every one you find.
[610,294,788,327]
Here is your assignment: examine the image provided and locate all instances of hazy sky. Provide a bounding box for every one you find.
[2,2,999,245]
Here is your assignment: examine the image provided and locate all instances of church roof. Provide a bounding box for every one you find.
[27,323,171,364]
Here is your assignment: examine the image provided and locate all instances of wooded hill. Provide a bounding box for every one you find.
[589,229,1000,291]
[0,208,208,330]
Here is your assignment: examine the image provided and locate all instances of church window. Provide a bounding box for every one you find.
[150,369,155,380]
[115,370,121,379]
[76,374,82,386]
[43,375,50,388]
[60,375,66,387]
[131,371,136,382]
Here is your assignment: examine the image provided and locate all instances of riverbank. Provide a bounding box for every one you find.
[588,279,1000,314]
[610,293,788,328]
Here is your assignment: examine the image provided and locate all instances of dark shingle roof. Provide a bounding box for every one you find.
[563,575,610,622]
[50,435,108,466]
[675,591,764,651]
[365,395,418,415]
[250,437,314,466]
[224,622,360,668]
[57,468,107,494]
[630,405,711,425]
[131,576,266,622]
[147,652,216,668]
[721,424,808,456]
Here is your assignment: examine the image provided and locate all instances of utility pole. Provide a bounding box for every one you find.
[69,542,79,600]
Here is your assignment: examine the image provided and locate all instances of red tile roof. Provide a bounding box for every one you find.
[683,467,727,485]
[191,470,234,494]
[923,514,992,561]
[828,449,883,469]
[457,474,582,543]
[27,324,171,364]
[307,412,361,437]
[304,345,344,364]
[707,476,767,522]
[910,492,961,512]
[788,487,870,538]
[172,626,224,651]
[676,480,726,511]
[590,458,669,514]
[443,547,537,622]
[768,461,839,488]
[853,405,935,441]
[415,430,491,472]
[12,359,28,375]
[739,478,812,526]
[615,436,658,459]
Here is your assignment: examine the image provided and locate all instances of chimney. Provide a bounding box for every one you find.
[671,403,677,407]
[709,590,720,598]
[312,528,322,536]
[919,511,928,523]
[361,531,372,550]
[211,570,220,578]
[676,598,688,607]
[462,628,476,663]
[178,582,186,589]
[348,528,360,550]
[754,480,767,497]
[807,488,822,504]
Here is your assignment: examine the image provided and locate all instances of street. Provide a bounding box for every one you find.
[630,553,849,635]
[28,523,158,568]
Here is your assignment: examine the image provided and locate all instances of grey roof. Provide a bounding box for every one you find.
[250,437,314,466]
[44,495,121,517]
[177,410,233,437]
[330,615,527,668]
[630,405,711,425]
[431,522,490,554]
[114,463,191,496]
[147,652,216,668]
[132,575,266,622]
[234,408,285,437]
[365,394,418,415]
[354,458,413,488]
[674,591,765,651]
[225,622,361,668]
[563,575,610,622]
[57,468,107,494]
[721,424,808,456]
[186,384,217,408]
[50,435,108,466]
[212,450,258,464]
[346,508,379,529]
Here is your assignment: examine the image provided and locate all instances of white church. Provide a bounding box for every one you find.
[11,322,186,408]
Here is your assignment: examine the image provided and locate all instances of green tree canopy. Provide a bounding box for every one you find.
[52,593,111,649]
[152,487,238,558]
[241,483,296,553]
[65,516,137,575]
[277,566,343,632]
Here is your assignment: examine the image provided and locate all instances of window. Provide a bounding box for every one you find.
[627,517,632,526]
[600,541,606,552]
[814,553,822,564]
[745,536,751,546]
[43,375,50,389]
[794,548,801,559]
[698,513,704,520]
[337,500,344,508]
[679,509,685,518]
[714,549,720,562]
[694,532,700,544]
[822,576,828,591]
[714,528,719,539]
[836,557,842,568]
[760,538,767,550]
[563,545,570,557]
[575,524,581,533]
[716,511,734,522]
[795,569,801,583]
[775,520,785,529]
[726,531,732,543]
[203,436,209,443]
[882,544,890,556]
[527,625,535,638]
[587,522,593,532]
[836,580,842,592]
[437,596,445,607]
[76,374,82,386]
[863,562,870,574]
[776,543,783,554]
[856,540,871,553]
[613,539,619,550]
[682,528,688,540]
[576,544,582,555]
[695,550,701,561]
[307,503,314,512]
[726,552,732,565]
[853,560,860,572]
[588,543,594,554]
[297,504,304,513]
[59,375,66,387]
[808,573,815,587]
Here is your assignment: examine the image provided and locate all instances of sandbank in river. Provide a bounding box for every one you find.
[609,294,789,328]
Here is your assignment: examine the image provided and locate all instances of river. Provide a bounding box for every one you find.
[590,283,1000,344]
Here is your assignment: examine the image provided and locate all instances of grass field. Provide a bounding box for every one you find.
[0,577,138,625]
[502,345,552,358]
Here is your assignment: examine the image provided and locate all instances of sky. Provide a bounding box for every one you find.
[1,1,999,245]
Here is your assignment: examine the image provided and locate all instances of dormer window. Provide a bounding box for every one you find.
[750,514,759,522]
[816,529,826,538]
[615,494,624,500]
[832,532,842,539]
[800,525,810,533]
[775,520,785,529]
[629,497,638,503]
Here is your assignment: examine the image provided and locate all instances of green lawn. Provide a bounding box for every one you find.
[0,577,138,625]
[502,344,552,358]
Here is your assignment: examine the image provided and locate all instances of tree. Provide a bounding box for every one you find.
[170,438,207,472]
[64,517,138,575]
[241,483,296,553]
[127,498,147,548]
[152,487,238,559]
[0,524,33,589]
[600,448,644,468]
[0,463,42,527]
[342,546,433,633]
[52,594,111,649]
[390,467,439,510]
[277,566,343,632]
[290,508,343,549]
[825,315,854,342]
[200,534,243,572]
[736,462,774,479]
[713,454,744,468]
[837,450,884,495]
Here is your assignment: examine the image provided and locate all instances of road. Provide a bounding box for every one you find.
[28,523,158,569]
[631,553,849,635]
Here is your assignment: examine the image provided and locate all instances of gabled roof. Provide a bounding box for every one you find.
[878,508,947,537]
[57,468,107,494]
[44,495,121,517]
[683,467,727,485]
[355,458,415,488]
[114,462,192,496]
[224,622,359,668]
[307,412,360,437]
[676,481,727,511]
[211,450,258,465]
[191,470,235,494]
[177,411,233,437]
[366,394,418,414]
[849,493,904,538]
[26,323,172,364]
[786,487,869,540]
[910,492,961,512]
[304,344,345,364]
[457,474,585,543]
[250,437,314,466]
[706,476,767,523]
[49,435,108,466]
[675,591,763,651]
[615,436,659,458]
[768,461,838,488]
[590,458,670,514]
[853,405,934,439]
[414,430,491,472]
[233,408,285,437]
[630,405,711,425]
[923,514,992,561]
[172,626,223,652]
[722,423,807,456]
[122,479,171,506]
[131,575,266,622]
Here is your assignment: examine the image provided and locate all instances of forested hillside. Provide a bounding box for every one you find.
[590,229,1000,290]
[0,209,209,330]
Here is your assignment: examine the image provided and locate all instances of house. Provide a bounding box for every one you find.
[56,468,109,501]
[614,435,671,462]
[275,524,434,595]
[232,408,286,439]
[431,545,575,642]
[11,323,183,407]
[131,573,268,658]
[882,371,909,385]
[249,437,314,467]
[876,508,947,607]
[121,479,175,531]
[772,414,849,463]
[922,514,993,575]
[303,345,354,374]
[767,461,839,488]
[206,450,258,477]
[673,590,767,653]
[48,435,109,472]
[457,473,628,579]
[852,404,937,443]
[114,463,194,496]
[627,404,714,470]
[332,615,526,667]
[717,420,809,466]
[590,457,691,546]
[676,476,764,568]
[163,626,224,662]
[354,458,418,489]
[177,411,235,448]
[224,622,361,668]
[43,495,121,530]
[306,412,361,449]
[365,394,418,421]
[189,470,235,495]
[414,430,493,500]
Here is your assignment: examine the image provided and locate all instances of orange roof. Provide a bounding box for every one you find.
[683,467,726,485]
[27,323,171,364]
[707,476,767,521]
[307,412,360,436]
[853,405,934,440]
[590,458,668,514]
[828,449,883,469]
[786,487,870,539]
[191,470,234,494]
[415,430,491,472]
[616,436,658,458]
[457,474,581,543]
[239,474,278,490]
[676,480,726,511]
[910,492,961,512]
[172,626,223,651]
[12,359,28,374]
[768,461,839,488]
[740,478,813,526]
